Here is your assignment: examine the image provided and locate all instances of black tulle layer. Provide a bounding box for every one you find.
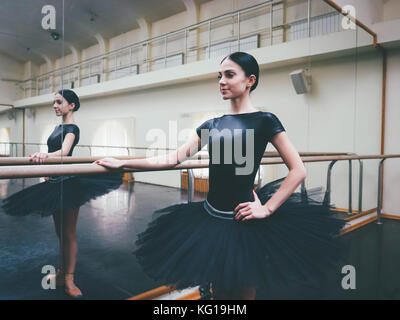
[135,178,349,293]
[2,173,123,217]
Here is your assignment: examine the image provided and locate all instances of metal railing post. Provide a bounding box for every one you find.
[77,65,81,88]
[164,35,168,68]
[324,160,337,206]
[146,42,150,72]
[237,11,241,51]
[348,159,353,215]
[187,169,194,203]
[130,47,133,72]
[270,3,273,45]
[301,179,308,203]
[185,29,188,64]
[358,159,363,214]
[114,55,117,77]
[207,20,211,58]
[376,158,386,225]
[89,62,92,84]
[308,0,311,38]
[301,180,306,193]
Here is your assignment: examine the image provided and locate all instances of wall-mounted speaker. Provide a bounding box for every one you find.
[290,69,311,94]
[26,108,36,119]
[7,109,16,120]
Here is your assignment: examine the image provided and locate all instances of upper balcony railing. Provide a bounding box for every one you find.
[18,0,344,99]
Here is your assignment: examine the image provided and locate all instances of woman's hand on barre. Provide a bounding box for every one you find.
[29,152,49,164]
[95,158,126,169]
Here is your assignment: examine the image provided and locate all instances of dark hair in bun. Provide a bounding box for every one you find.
[221,51,259,92]
[57,89,80,112]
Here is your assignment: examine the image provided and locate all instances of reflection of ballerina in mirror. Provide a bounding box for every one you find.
[2,89,123,299]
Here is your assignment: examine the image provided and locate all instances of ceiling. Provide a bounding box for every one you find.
[0,0,210,65]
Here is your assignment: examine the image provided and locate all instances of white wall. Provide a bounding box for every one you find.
[254,50,384,212]
[82,44,101,61]
[39,62,52,75]
[200,0,235,20]
[109,29,142,51]
[151,11,189,38]
[383,0,400,22]
[54,53,74,69]
[0,110,23,150]
[383,47,400,216]
[0,53,24,104]
[23,61,39,80]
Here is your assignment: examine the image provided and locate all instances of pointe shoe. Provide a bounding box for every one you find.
[46,269,65,287]
[64,273,83,299]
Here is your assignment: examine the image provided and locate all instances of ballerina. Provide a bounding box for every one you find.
[3,89,123,299]
[96,52,347,300]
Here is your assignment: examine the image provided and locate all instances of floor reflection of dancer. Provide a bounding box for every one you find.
[3,89,122,299]
[96,52,347,300]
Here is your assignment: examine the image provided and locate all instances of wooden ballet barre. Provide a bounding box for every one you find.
[0,161,209,179]
[0,152,350,166]
[0,156,145,166]
[0,154,399,179]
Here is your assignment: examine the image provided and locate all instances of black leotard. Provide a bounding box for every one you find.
[47,124,80,156]
[196,111,285,211]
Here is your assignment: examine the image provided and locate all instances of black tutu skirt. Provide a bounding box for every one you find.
[2,173,123,217]
[134,178,349,295]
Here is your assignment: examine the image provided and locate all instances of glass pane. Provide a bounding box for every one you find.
[0,0,65,299]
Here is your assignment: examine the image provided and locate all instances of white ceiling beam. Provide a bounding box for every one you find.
[183,0,200,24]
[39,54,53,71]
[69,46,81,64]
[94,33,109,54]
[137,18,152,41]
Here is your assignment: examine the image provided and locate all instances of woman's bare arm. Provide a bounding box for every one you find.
[234,131,306,220]
[47,133,76,157]
[261,131,306,213]
[95,130,204,170]
[30,133,76,164]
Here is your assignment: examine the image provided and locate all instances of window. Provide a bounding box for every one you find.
[81,74,100,86]
[152,53,184,71]
[109,65,138,80]
[290,11,341,41]
[0,128,10,156]
[205,34,259,59]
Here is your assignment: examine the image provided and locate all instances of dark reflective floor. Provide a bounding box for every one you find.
[0,178,399,300]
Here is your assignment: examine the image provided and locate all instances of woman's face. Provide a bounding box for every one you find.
[218,59,255,100]
[53,93,74,116]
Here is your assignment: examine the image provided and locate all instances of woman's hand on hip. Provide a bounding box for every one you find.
[234,190,272,221]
